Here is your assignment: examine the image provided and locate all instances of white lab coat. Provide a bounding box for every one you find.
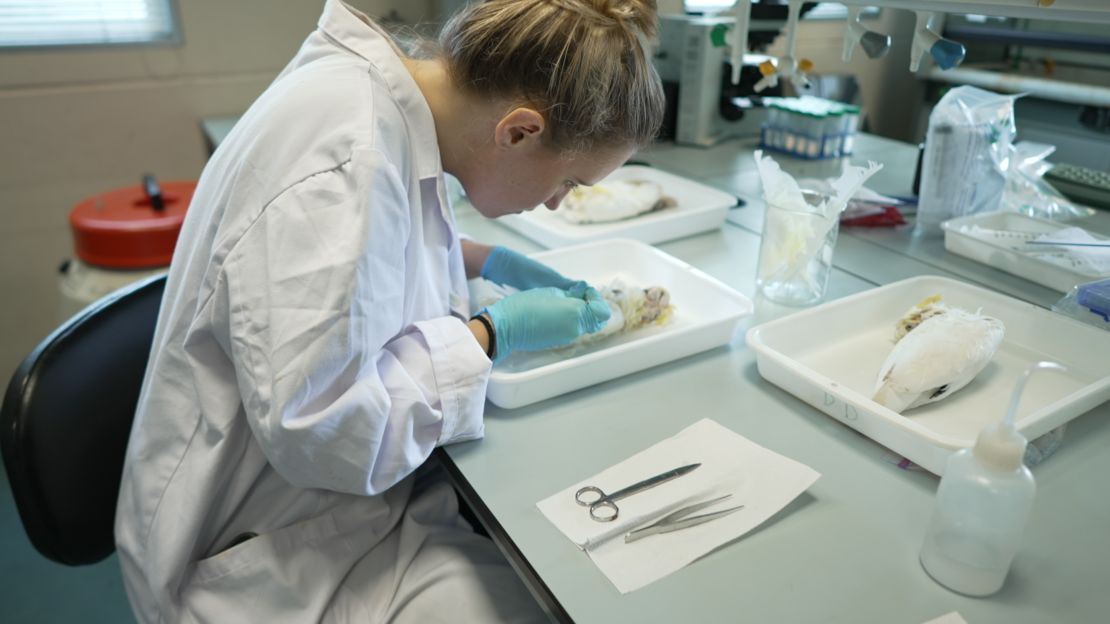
[115,1,544,621]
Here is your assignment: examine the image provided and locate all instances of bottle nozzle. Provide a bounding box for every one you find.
[1003,361,1067,428]
[974,361,1067,470]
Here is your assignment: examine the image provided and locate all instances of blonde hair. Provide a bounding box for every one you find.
[439,0,664,154]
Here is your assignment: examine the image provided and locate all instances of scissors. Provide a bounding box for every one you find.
[575,463,700,522]
[623,494,744,543]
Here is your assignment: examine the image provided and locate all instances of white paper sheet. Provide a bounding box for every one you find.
[537,419,820,593]
[1030,227,1110,274]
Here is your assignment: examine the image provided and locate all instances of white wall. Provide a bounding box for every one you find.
[0,0,434,383]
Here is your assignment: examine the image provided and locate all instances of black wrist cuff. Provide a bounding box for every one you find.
[471,313,496,360]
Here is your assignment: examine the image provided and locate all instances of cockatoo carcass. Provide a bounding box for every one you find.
[588,279,673,341]
[557,180,675,224]
[872,296,1005,413]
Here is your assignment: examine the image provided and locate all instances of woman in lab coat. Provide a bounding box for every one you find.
[114,0,663,621]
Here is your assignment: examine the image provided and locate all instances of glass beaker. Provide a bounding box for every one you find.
[755,191,839,306]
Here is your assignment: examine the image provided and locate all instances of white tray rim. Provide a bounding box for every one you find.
[941,211,1110,282]
[497,165,737,247]
[746,274,1110,451]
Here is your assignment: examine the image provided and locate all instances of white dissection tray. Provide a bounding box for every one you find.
[942,211,1110,292]
[746,275,1110,475]
[496,165,737,248]
[485,239,752,409]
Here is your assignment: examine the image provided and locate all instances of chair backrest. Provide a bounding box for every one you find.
[1,274,166,566]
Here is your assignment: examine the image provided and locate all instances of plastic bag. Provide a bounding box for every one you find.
[1001,142,1095,221]
[916,86,1016,234]
[1051,277,1110,331]
[795,176,907,226]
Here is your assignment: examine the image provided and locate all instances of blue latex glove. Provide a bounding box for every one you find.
[480,246,585,291]
[481,286,611,362]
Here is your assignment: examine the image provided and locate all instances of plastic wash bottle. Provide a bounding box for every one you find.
[919,361,1065,596]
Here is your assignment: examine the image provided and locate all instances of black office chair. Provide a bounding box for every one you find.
[1,274,166,566]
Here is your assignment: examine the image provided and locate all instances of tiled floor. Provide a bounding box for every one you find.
[1,465,135,623]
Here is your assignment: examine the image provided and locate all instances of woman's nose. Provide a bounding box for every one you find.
[544,189,569,211]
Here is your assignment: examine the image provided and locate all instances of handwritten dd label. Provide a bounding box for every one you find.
[823,392,859,421]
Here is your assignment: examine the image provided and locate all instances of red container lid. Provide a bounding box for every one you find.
[69,178,196,269]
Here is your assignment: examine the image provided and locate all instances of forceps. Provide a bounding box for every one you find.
[624,494,744,543]
[575,463,700,522]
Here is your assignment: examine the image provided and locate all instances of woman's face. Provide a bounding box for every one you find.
[465,144,633,218]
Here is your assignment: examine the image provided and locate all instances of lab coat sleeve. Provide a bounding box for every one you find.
[218,150,489,496]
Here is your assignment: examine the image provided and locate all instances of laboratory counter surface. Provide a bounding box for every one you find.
[200,118,1110,622]
[439,136,1110,623]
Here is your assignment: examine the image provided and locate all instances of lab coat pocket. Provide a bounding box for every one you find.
[189,511,342,586]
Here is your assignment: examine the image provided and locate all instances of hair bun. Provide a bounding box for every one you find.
[582,0,658,38]
[440,0,665,152]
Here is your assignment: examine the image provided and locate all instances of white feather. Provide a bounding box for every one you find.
[872,307,1005,412]
[557,180,667,224]
[588,279,672,340]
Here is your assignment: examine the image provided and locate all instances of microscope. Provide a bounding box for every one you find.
[654,5,797,147]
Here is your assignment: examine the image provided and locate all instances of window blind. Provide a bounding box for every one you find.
[0,0,178,48]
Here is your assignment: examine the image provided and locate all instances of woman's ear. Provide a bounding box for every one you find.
[494,107,545,149]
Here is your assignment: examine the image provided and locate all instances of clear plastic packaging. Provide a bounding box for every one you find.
[1003,142,1094,221]
[1025,424,1066,466]
[1052,277,1110,331]
[917,86,1016,234]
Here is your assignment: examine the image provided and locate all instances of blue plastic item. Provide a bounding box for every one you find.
[929,38,966,70]
[1077,278,1110,321]
[480,245,583,291]
[480,285,611,362]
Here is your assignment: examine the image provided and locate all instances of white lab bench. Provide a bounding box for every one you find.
[439,136,1110,623]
